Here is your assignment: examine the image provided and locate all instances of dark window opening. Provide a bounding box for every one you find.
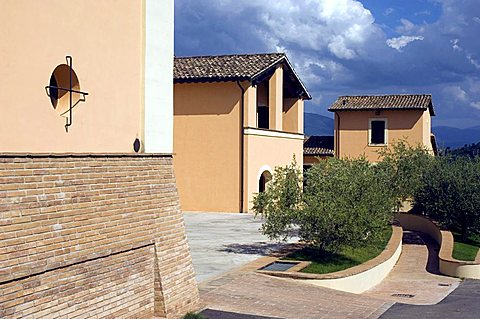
[257,106,269,129]
[371,120,386,144]
[259,171,272,193]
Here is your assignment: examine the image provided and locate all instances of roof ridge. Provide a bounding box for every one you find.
[338,94,432,98]
[174,52,285,60]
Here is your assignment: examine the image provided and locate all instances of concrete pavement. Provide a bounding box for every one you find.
[380,279,480,319]
[183,212,295,282]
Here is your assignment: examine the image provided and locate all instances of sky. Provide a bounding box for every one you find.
[175,0,480,128]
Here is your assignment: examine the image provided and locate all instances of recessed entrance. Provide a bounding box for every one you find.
[259,170,272,193]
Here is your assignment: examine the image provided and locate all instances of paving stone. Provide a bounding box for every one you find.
[364,231,460,305]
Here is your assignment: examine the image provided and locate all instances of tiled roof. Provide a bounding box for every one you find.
[174,53,311,99]
[328,94,435,115]
[174,53,285,81]
[304,136,334,156]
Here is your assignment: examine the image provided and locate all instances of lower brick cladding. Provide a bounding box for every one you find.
[0,154,199,319]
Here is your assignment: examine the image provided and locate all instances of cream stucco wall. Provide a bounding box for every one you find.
[244,130,303,212]
[174,69,305,213]
[174,82,242,213]
[0,0,174,153]
[334,109,432,162]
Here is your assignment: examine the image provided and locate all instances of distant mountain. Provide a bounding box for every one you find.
[432,126,480,149]
[304,113,334,136]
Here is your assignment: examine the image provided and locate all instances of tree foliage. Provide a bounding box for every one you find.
[253,159,303,242]
[414,156,480,240]
[253,157,395,253]
[301,157,395,252]
[376,140,433,208]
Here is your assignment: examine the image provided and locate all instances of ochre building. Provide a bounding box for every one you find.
[0,1,199,318]
[174,53,311,213]
[329,94,437,162]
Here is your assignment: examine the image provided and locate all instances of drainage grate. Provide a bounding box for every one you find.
[438,283,452,287]
[391,293,415,298]
[260,261,300,272]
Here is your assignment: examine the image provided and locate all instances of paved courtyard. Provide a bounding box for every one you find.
[184,212,479,318]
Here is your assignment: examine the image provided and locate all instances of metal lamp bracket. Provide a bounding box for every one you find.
[45,56,89,131]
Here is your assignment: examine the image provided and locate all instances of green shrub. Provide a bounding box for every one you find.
[302,157,395,252]
[415,156,480,240]
[182,312,208,319]
[253,158,303,242]
[253,157,395,253]
[376,140,433,209]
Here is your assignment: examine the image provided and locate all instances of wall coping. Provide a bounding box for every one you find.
[257,225,402,280]
[395,212,480,279]
[0,152,173,158]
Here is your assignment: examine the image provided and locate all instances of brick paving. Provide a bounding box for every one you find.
[199,271,393,319]
[187,214,469,319]
[364,231,460,305]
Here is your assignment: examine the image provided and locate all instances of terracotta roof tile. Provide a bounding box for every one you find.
[304,136,334,156]
[328,94,435,115]
[174,53,286,82]
[174,53,311,99]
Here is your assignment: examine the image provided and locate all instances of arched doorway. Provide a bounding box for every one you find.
[258,170,272,193]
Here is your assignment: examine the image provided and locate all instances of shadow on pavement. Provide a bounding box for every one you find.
[219,242,292,255]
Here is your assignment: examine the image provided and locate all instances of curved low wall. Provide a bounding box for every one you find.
[395,213,480,279]
[258,225,403,294]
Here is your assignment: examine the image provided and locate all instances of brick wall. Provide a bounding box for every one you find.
[0,154,199,318]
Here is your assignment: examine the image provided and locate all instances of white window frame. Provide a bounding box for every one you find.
[368,118,388,146]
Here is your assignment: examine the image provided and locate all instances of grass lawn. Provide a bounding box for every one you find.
[452,232,480,261]
[281,227,392,274]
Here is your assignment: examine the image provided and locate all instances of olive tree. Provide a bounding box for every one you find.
[253,157,396,253]
[376,140,434,209]
[415,156,480,240]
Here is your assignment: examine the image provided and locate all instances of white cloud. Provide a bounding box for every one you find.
[473,17,480,24]
[451,38,462,51]
[443,86,468,101]
[386,35,424,51]
[384,8,394,16]
[470,101,480,110]
[415,10,431,16]
[396,19,416,34]
[252,0,382,60]
[466,53,480,69]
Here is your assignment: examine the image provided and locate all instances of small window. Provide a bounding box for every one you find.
[257,106,269,129]
[369,119,387,145]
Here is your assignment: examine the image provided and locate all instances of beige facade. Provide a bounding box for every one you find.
[174,81,242,212]
[0,1,199,318]
[174,55,310,213]
[334,109,433,161]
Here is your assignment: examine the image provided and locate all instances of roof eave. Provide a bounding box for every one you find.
[174,76,250,84]
[328,106,430,112]
[251,55,312,100]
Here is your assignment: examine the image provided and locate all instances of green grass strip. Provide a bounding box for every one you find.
[452,232,480,261]
[282,227,392,274]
